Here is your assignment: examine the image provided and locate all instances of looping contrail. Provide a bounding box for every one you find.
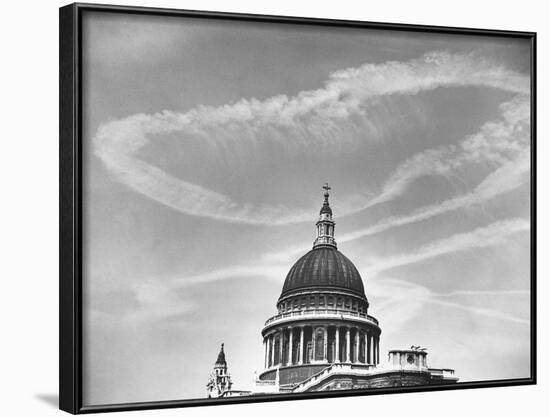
[93,50,530,225]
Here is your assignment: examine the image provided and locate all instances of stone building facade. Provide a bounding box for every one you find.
[206,185,457,397]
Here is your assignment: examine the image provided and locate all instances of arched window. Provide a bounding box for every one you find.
[328,331,335,363]
[292,332,299,364]
[274,337,281,365]
[283,335,289,364]
[306,341,313,364]
[315,329,325,360]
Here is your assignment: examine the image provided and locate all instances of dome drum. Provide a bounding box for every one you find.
[260,321,381,384]
[276,290,369,316]
[262,313,381,338]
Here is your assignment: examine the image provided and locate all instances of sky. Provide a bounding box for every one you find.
[81,11,532,406]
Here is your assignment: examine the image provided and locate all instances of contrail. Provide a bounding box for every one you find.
[93,51,530,225]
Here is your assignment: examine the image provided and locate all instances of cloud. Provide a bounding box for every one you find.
[98,213,529,332]
[430,289,529,297]
[367,278,431,334]
[121,281,196,324]
[339,145,530,242]
[368,278,529,337]
[142,217,528,307]
[174,264,287,287]
[263,146,530,263]
[362,95,529,209]
[364,218,530,275]
[426,298,529,325]
[94,51,530,225]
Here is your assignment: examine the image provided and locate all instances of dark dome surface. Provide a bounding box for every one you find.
[280,247,366,299]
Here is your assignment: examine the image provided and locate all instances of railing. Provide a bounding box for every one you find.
[293,363,374,392]
[264,308,379,327]
[255,379,276,386]
[428,368,456,376]
[293,363,456,392]
[293,364,339,392]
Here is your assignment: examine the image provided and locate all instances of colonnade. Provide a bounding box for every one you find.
[264,324,379,369]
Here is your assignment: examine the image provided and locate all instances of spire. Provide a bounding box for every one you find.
[215,343,227,366]
[313,183,337,249]
[206,343,232,398]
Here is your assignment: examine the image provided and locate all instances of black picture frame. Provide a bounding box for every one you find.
[59,2,537,414]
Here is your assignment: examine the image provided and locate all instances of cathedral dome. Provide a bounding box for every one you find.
[279,246,366,299]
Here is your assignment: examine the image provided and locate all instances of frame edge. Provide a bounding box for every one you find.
[60,3,80,414]
[57,3,537,413]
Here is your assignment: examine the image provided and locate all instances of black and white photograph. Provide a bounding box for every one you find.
[54,2,537,413]
[2,0,549,417]
[73,6,535,408]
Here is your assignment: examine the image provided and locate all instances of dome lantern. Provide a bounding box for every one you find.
[313,183,337,249]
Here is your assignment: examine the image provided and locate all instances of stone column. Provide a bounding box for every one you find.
[279,330,284,366]
[345,327,351,363]
[372,335,376,365]
[368,332,372,364]
[311,326,317,362]
[364,332,368,364]
[264,337,268,369]
[374,335,379,365]
[298,326,304,365]
[378,336,381,364]
[287,328,294,366]
[272,335,276,366]
[335,327,340,363]
[354,329,360,363]
[323,327,328,362]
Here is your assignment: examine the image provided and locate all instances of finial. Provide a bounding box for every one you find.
[221,343,224,350]
[319,183,333,216]
[322,182,331,196]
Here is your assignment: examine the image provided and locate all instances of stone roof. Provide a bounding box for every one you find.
[279,247,366,299]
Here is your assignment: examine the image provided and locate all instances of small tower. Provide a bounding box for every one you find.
[313,183,337,249]
[388,348,429,370]
[206,343,233,398]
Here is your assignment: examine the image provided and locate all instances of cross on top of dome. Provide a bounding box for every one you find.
[320,183,333,216]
